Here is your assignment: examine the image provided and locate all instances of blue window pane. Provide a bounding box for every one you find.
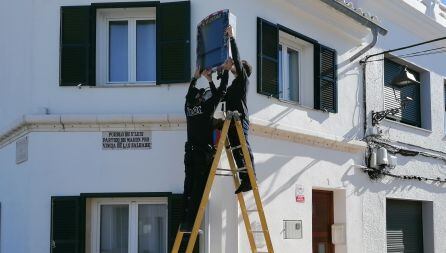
[138,204,167,253]
[136,20,156,82]
[288,48,299,102]
[109,21,128,82]
[100,205,129,253]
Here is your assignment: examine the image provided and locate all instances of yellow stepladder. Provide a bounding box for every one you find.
[171,111,275,253]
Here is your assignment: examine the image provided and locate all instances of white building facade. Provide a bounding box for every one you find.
[0,0,445,253]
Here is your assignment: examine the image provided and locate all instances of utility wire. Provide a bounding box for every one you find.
[397,46,446,57]
[364,48,446,62]
[362,36,446,62]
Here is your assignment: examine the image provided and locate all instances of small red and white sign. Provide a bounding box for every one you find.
[295,184,305,203]
[295,195,305,203]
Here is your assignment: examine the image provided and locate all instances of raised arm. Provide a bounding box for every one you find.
[202,69,226,110]
[187,68,201,94]
[226,26,245,77]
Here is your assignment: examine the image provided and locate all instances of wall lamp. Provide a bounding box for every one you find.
[371,67,421,126]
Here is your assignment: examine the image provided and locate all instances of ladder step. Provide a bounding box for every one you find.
[228,145,242,151]
[215,173,233,177]
[246,209,258,212]
[250,230,268,233]
[216,168,247,173]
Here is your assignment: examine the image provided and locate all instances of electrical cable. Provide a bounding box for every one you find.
[364,48,446,62]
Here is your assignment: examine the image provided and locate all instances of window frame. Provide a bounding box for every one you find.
[96,7,157,86]
[278,30,314,106]
[382,57,424,128]
[90,197,168,253]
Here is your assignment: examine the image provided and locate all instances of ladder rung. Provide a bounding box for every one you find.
[215,173,233,177]
[228,145,242,151]
[216,168,247,173]
[250,230,268,233]
[246,209,258,212]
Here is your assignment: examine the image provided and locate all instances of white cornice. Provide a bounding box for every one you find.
[0,114,366,153]
[369,0,446,39]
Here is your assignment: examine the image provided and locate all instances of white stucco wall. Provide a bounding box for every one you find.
[1,0,446,253]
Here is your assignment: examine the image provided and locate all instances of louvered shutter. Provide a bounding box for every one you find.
[157,1,190,84]
[60,6,94,86]
[386,199,424,253]
[384,59,421,127]
[257,18,279,98]
[315,44,337,112]
[51,196,83,253]
[168,194,199,253]
[443,82,446,111]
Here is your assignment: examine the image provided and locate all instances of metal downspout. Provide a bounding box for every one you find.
[349,27,378,63]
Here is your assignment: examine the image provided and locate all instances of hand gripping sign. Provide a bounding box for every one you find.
[196,9,236,71]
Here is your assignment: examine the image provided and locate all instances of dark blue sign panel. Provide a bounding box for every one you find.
[197,10,236,70]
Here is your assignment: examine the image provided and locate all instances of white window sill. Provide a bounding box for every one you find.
[382,118,432,134]
[266,95,328,113]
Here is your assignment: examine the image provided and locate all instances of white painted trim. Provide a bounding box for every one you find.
[278,30,314,108]
[0,114,367,153]
[96,8,156,86]
[369,0,446,39]
[90,197,168,253]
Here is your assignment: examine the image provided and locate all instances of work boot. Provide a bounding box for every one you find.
[235,180,253,194]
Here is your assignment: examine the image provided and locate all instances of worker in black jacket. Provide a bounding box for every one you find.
[181,65,229,232]
[224,25,255,194]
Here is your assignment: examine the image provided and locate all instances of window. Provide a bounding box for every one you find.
[444,81,446,134]
[96,8,156,85]
[60,1,190,86]
[383,59,421,127]
[386,199,434,253]
[257,18,337,113]
[278,31,314,105]
[90,198,168,253]
[50,194,186,253]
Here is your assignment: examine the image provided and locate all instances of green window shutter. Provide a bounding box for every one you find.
[157,1,191,84]
[384,59,421,127]
[168,194,198,253]
[314,44,337,112]
[444,82,446,111]
[257,17,279,98]
[51,196,83,253]
[60,6,94,86]
[386,199,424,253]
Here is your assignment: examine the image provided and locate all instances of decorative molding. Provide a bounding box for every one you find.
[0,114,366,153]
[370,0,446,38]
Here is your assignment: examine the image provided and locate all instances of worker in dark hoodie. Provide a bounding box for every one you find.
[181,61,230,232]
[223,25,255,194]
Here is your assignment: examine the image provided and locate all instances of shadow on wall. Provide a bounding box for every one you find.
[341,165,446,197]
[248,136,353,208]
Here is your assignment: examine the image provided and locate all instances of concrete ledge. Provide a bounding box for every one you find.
[0,114,366,153]
[250,117,366,153]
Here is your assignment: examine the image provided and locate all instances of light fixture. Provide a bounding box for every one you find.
[390,67,421,87]
[371,66,420,126]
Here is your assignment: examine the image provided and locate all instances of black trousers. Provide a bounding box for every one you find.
[227,118,255,182]
[182,142,215,226]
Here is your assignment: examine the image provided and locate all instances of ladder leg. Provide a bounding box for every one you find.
[184,119,232,253]
[234,120,275,253]
[225,139,258,253]
[171,230,184,253]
